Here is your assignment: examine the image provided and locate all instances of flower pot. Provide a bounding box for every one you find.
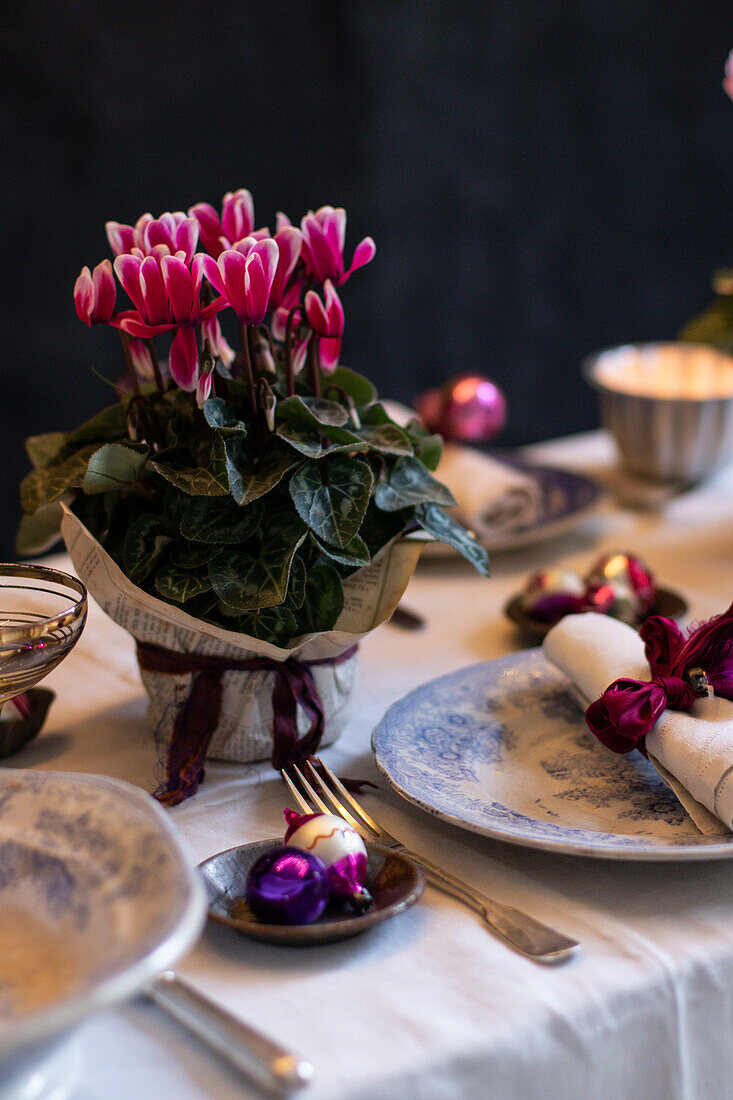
[61,506,423,804]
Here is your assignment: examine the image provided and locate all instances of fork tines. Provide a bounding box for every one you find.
[281,760,379,843]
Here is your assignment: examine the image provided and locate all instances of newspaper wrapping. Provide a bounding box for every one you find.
[61,506,423,764]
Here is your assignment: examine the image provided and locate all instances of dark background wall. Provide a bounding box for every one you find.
[3,1,733,559]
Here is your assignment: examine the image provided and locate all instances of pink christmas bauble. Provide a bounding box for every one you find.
[415,375,507,443]
[585,552,656,614]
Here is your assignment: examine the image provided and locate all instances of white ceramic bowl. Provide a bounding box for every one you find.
[583,343,733,481]
[0,770,206,1097]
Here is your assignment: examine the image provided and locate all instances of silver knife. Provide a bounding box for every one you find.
[148,971,314,1095]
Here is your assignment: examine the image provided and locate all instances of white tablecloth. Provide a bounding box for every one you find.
[14,431,733,1100]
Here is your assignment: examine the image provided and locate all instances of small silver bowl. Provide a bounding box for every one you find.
[583,343,733,482]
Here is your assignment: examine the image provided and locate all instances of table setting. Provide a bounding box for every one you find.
[5,170,733,1100]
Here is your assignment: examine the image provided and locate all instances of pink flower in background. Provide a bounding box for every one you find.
[300,206,375,286]
[189,189,269,258]
[201,316,235,368]
[196,365,214,407]
[112,253,225,389]
[268,226,303,309]
[305,279,344,372]
[74,260,116,326]
[724,50,733,102]
[106,212,199,265]
[127,337,155,379]
[199,238,279,325]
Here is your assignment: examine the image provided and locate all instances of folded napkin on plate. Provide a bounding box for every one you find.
[436,444,542,538]
[543,612,733,834]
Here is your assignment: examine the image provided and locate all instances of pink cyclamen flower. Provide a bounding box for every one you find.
[128,337,155,379]
[106,212,199,266]
[268,226,303,309]
[74,260,116,326]
[196,366,213,408]
[199,237,279,325]
[112,253,225,390]
[189,189,270,259]
[304,280,344,372]
[300,206,375,286]
[201,316,235,368]
[724,50,733,102]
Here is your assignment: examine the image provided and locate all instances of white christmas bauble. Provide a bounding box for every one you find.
[286,814,366,868]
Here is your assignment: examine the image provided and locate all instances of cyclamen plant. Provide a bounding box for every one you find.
[20,190,488,647]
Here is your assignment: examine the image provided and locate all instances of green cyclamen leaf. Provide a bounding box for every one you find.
[154,561,214,603]
[374,455,455,512]
[321,366,377,408]
[20,443,99,515]
[25,432,68,470]
[313,532,371,568]
[285,554,307,610]
[15,503,64,557]
[169,541,224,569]
[123,514,171,584]
[276,395,349,428]
[356,500,409,559]
[277,422,368,458]
[357,423,413,455]
[230,443,301,505]
[180,495,264,544]
[149,459,229,497]
[208,514,307,611]
[82,442,149,495]
[296,562,345,634]
[202,397,247,433]
[289,455,373,548]
[65,400,130,448]
[403,419,442,471]
[228,606,299,645]
[414,503,490,577]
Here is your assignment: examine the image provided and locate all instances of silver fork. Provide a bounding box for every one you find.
[283,760,580,964]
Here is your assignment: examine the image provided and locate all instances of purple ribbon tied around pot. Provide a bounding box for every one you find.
[585,602,733,754]
[137,641,357,806]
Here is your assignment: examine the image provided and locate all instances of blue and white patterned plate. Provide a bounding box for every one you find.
[372,651,733,860]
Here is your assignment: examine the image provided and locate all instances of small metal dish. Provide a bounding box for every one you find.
[200,839,424,946]
[0,688,54,758]
[504,585,688,641]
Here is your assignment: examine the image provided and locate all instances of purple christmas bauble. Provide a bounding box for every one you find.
[245,846,330,925]
[520,569,586,623]
[415,375,507,443]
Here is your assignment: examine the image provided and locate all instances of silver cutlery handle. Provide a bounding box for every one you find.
[397,849,580,962]
[149,971,314,1094]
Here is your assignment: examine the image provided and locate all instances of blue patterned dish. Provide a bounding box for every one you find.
[0,770,206,1097]
[372,651,733,860]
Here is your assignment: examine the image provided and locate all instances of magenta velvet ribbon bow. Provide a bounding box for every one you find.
[585,602,733,754]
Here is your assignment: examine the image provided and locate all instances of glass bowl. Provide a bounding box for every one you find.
[0,563,87,709]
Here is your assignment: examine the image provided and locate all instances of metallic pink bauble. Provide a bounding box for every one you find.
[415,375,507,442]
[585,552,656,613]
[583,580,641,625]
[520,569,586,623]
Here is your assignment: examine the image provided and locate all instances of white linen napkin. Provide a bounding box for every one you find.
[543,613,733,834]
[436,444,542,538]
